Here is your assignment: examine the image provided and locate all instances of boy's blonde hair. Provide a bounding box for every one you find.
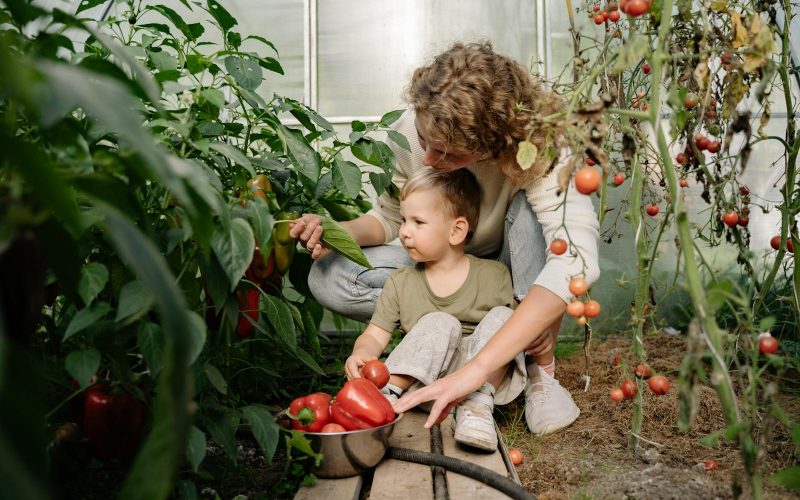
[406,41,564,186]
[401,168,481,243]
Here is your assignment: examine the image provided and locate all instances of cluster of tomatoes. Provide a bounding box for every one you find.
[590,3,622,25]
[565,276,601,326]
[287,360,395,433]
[609,362,670,401]
[588,0,650,25]
[719,185,753,229]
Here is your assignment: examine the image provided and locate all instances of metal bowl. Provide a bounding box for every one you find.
[304,414,402,478]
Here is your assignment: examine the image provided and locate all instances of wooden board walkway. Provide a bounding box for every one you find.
[294,410,522,500]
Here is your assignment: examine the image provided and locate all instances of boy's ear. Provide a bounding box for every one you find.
[449,216,470,245]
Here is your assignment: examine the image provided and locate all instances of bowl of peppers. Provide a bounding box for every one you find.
[288,363,399,478]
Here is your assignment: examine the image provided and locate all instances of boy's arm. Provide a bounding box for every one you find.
[344,324,393,380]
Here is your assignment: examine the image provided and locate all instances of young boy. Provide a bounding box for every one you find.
[344,168,527,451]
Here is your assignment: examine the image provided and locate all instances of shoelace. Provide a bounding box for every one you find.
[527,377,555,403]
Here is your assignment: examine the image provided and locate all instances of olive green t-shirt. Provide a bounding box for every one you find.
[369,255,516,335]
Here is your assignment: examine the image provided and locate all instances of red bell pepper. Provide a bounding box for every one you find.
[83,384,148,461]
[331,379,395,431]
[236,287,260,339]
[289,392,332,432]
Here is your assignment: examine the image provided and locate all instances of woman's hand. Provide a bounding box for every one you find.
[288,214,331,260]
[392,364,487,428]
[344,352,377,381]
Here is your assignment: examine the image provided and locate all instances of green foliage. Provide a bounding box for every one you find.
[0,2,403,498]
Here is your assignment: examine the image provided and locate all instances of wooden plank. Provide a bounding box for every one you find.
[370,411,434,500]
[293,475,362,500]
[440,414,513,499]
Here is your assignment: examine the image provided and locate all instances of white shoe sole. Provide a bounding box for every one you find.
[529,405,580,436]
[451,418,498,451]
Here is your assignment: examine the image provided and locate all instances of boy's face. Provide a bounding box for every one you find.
[399,190,460,262]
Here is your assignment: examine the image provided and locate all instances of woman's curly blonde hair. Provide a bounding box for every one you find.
[406,42,564,186]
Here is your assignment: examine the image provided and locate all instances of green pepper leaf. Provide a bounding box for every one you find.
[211,218,255,291]
[185,426,207,473]
[319,217,373,269]
[64,302,112,341]
[116,280,154,323]
[65,349,101,389]
[78,262,109,306]
[203,362,227,395]
[242,405,281,462]
[207,0,237,32]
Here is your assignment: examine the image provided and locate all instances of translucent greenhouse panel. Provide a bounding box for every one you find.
[316,0,536,118]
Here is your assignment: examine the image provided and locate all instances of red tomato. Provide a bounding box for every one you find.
[770,235,781,250]
[737,217,749,227]
[584,157,596,166]
[739,186,750,196]
[634,363,652,379]
[641,62,651,74]
[722,211,739,227]
[608,9,620,22]
[683,94,698,109]
[758,334,779,354]
[620,379,638,399]
[610,388,624,401]
[594,13,605,24]
[645,204,660,217]
[613,173,625,186]
[676,153,687,165]
[584,300,602,318]
[704,459,718,471]
[569,277,589,296]
[320,423,347,433]
[508,448,524,465]
[566,300,585,318]
[790,239,795,253]
[695,134,709,150]
[626,0,650,16]
[679,179,688,188]
[706,140,720,153]
[360,360,391,389]
[593,4,601,11]
[575,167,601,194]
[648,375,670,395]
[550,238,568,255]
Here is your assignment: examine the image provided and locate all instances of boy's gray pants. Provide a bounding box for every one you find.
[384,306,526,405]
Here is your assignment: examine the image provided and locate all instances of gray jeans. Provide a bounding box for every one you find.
[308,191,548,322]
[385,307,527,405]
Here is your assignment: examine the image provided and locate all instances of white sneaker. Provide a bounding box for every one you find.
[452,389,497,451]
[381,384,402,404]
[524,364,580,435]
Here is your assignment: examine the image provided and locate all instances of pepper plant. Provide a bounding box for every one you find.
[0,0,406,498]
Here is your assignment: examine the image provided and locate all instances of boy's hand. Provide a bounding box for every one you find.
[344,353,378,380]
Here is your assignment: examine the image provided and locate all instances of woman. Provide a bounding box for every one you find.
[290,42,600,433]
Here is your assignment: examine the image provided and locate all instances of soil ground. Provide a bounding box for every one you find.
[497,333,800,499]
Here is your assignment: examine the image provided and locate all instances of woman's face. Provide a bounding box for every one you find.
[414,113,486,171]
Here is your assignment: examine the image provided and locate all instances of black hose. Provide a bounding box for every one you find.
[387,447,535,500]
[429,425,449,500]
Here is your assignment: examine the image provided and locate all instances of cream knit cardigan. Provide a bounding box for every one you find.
[367,110,600,303]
